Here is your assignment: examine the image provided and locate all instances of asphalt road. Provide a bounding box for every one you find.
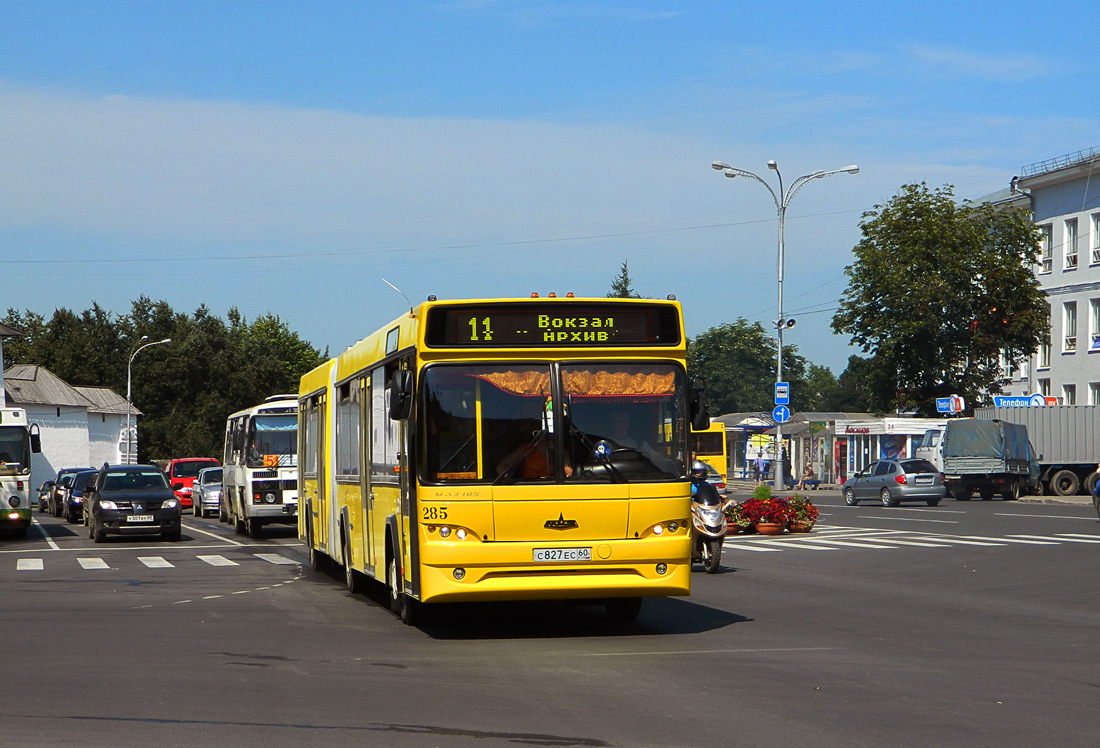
[2,494,1099,748]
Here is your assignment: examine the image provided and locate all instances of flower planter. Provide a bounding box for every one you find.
[726,522,740,535]
[789,521,814,533]
[754,521,786,535]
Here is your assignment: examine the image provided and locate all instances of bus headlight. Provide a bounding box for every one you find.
[439,526,451,538]
[265,493,276,504]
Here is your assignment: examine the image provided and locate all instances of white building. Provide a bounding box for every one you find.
[993,146,1100,403]
[2,364,140,490]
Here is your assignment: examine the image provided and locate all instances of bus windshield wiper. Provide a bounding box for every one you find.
[493,429,548,486]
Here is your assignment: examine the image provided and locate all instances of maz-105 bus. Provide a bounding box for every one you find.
[0,407,42,539]
[299,295,709,624]
[222,395,299,538]
[691,421,728,481]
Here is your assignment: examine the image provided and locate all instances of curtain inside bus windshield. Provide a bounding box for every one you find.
[249,415,298,468]
[0,427,30,475]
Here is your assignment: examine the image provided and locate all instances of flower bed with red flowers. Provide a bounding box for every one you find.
[740,496,793,525]
[789,494,820,524]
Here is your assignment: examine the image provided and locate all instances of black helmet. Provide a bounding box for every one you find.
[691,460,708,478]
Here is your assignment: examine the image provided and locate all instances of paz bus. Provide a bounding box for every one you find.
[299,294,709,623]
[222,395,299,538]
[690,421,728,481]
[0,407,42,538]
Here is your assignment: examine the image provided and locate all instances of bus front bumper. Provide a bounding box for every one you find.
[417,535,692,603]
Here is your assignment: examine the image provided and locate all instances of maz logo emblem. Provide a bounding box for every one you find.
[544,513,578,530]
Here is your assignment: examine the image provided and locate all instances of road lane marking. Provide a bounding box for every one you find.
[868,538,947,548]
[724,544,782,552]
[857,516,960,524]
[17,558,44,570]
[1059,533,1100,540]
[198,555,239,566]
[184,521,245,546]
[77,558,110,569]
[1003,535,1078,544]
[995,512,1097,521]
[254,553,301,565]
[32,519,61,550]
[138,556,174,568]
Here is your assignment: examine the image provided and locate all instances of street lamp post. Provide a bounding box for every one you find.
[711,159,858,491]
[126,336,171,464]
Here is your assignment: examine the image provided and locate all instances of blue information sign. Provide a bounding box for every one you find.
[772,405,791,424]
[775,382,790,405]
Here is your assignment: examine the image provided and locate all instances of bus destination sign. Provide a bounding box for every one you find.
[424,303,681,348]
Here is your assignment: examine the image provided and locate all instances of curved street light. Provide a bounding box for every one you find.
[125,336,171,464]
[711,159,858,490]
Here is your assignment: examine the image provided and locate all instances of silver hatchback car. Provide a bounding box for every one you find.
[191,466,223,518]
[843,458,946,507]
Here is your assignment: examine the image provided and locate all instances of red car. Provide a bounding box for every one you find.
[163,458,220,509]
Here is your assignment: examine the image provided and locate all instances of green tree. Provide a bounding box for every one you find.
[607,260,641,298]
[687,319,808,414]
[831,184,1048,415]
[3,299,326,462]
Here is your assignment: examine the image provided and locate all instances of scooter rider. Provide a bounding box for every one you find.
[691,460,722,505]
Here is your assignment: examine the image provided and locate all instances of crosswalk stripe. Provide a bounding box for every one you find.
[750,540,837,551]
[17,559,44,571]
[77,558,110,570]
[139,557,174,568]
[965,535,1057,545]
[789,538,898,549]
[914,537,1005,547]
[1007,534,1095,544]
[198,555,239,567]
[868,538,947,548]
[254,553,300,566]
[724,543,782,552]
[1058,533,1100,540]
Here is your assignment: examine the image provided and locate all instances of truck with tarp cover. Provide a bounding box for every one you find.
[939,418,1039,501]
[975,405,1100,498]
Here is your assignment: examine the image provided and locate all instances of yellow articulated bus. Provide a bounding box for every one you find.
[299,294,709,624]
[690,421,728,480]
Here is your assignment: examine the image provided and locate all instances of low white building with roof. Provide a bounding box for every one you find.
[1,364,140,489]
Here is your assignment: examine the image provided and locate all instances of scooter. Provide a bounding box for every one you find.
[690,481,727,574]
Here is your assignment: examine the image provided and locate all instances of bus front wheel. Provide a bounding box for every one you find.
[387,553,418,625]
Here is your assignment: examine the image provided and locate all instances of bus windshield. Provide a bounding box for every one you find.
[248,414,298,467]
[421,362,686,484]
[0,426,31,475]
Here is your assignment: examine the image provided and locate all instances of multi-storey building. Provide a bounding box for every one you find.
[992,146,1100,403]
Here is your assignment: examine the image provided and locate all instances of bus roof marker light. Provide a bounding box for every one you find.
[548,292,557,297]
[427,295,437,302]
[566,292,574,297]
[531,292,539,297]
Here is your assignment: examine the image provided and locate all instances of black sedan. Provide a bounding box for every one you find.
[84,465,182,542]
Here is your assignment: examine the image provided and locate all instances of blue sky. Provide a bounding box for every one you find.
[2,1,1097,374]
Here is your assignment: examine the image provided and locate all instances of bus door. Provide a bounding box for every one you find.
[355,376,373,573]
[303,393,328,553]
[368,362,404,584]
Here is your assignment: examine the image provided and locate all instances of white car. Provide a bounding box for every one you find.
[191,467,223,518]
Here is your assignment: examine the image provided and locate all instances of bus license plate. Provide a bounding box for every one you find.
[533,547,592,563]
[128,515,154,523]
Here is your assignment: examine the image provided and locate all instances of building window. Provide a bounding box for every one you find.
[1092,213,1100,265]
[1092,299,1100,351]
[1039,339,1051,368]
[1063,384,1077,405]
[1065,218,1079,270]
[998,351,1012,380]
[1038,378,1051,397]
[1039,225,1053,273]
[1090,383,1100,405]
[1019,359,1030,380]
[1064,301,1077,352]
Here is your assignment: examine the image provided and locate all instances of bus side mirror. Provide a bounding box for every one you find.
[689,379,710,432]
[389,369,413,421]
[30,423,41,454]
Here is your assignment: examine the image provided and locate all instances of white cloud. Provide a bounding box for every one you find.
[906,44,1051,80]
